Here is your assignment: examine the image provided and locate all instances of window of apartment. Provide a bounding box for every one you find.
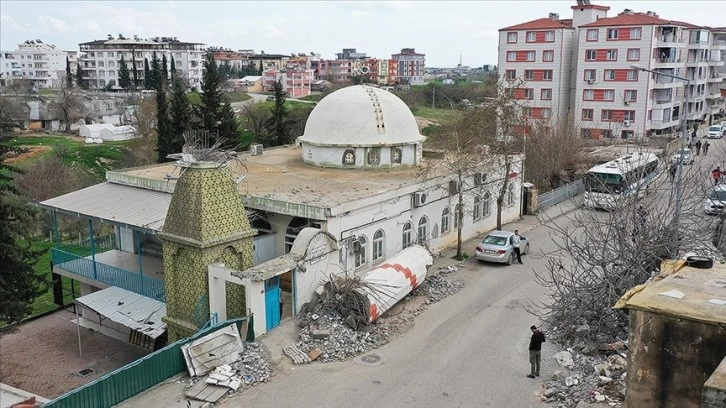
[507,184,515,207]
[524,70,534,80]
[602,129,613,138]
[624,111,636,121]
[607,29,619,40]
[505,69,517,80]
[441,208,451,234]
[582,129,593,138]
[545,31,555,42]
[543,50,554,62]
[627,69,639,80]
[524,88,534,99]
[372,230,384,261]
[506,51,516,62]
[587,29,599,41]
[354,235,368,268]
[584,89,595,100]
[582,109,594,121]
[417,216,429,244]
[624,90,637,102]
[604,69,616,80]
[526,32,537,42]
[631,27,642,39]
[606,49,618,60]
[541,108,552,119]
[627,48,640,61]
[602,110,613,121]
[507,32,518,43]
[604,90,615,101]
[483,193,492,217]
[543,70,553,80]
[585,50,597,61]
[584,69,596,81]
[473,196,482,221]
[526,51,535,62]
[541,88,552,100]
[402,221,413,249]
[89,52,95,57]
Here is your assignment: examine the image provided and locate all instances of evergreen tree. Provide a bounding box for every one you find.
[0,103,45,323]
[265,80,292,146]
[65,57,72,88]
[132,52,138,89]
[161,54,169,86]
[258,61,263,75]
[144,58,151,90]
[153,56,172,163]
[168,77,191,157]
[150,52,161,90]
[118,56,131,90]
[200,54,224,142]
[217,101,242,145]
[75,63,85,89]
[170,56,176,79]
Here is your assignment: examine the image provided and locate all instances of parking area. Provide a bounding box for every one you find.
[0,306,148,399]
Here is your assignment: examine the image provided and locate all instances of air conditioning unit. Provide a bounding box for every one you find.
[250,144,264,155]
[474,172,488,185]
[623,120,631,127]
[449,180,460,195]
[623,100,630,106]
[587,79,594,85]
[413,191,428,207]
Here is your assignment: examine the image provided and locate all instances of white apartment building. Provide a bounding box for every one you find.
[0,40,76,89]
[499,2,726,139]
[78,36,205,90]
[392,48,426,85]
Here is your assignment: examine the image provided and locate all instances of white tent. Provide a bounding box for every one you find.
[99,125,136,141]
[79,123,114,139]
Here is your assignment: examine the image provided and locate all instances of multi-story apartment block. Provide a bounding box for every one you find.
[392,48,426,85]
[317,59,352,82]
[262,67,314,98]
[499,2,726,139]
[0,40,76,89]
[207,48,250,70]
[336,48,367,60]
[247,53,291,72]
[78,35,205,90]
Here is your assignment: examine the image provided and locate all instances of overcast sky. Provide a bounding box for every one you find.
[2,1,725,67]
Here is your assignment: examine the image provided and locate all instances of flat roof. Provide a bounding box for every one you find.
[617,263,726,325]
[75,286,167,338]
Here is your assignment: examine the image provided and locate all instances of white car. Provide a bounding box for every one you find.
[707,125,724,139]
[704,185,726,215]
[475,230,530,265]
[670,148,694,165]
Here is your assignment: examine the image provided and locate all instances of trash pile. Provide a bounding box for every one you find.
[290,262,465,364]
[182,323,273,404]
[541,342,628,407]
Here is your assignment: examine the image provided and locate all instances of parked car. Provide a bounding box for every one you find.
[707,125,724,139]
[704,185,726,215]
[266,95,276,101]
[670,148,694,165]
[475,230,530,265]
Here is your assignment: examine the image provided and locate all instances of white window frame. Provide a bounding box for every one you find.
[526,51,535,62]
[507,184,515,207]
[441,207,451,234]
[631,27,642,39]
[526,32,537,42]
[372,230,385,261]
[606,49,618,61]
[624,90,637,102]
[473,196,482,221]
[584,89,595,101]
[602,110,613,121]
[417,216,429,244]
[541,88,552,100]
[627,69,638,80]
[543,70,553,80]
[505,69,516,80]
[544,31,555,42]
[604,90,615,101]
[585,50,597,61]
[402,222,413,249]
[543,50,554,62]
[524,88,534,100]
[627,48,640,61]
[355,235,368,268]
[507,32,518,43]
[604,69,616,80]
[482,192,491,217]
[584,69,596,81]
[607,29,619,40]
[587,29,599,41]
[506,51,516,62]
[582,109,594,120]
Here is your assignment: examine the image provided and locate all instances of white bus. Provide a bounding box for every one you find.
[584,152,659,210]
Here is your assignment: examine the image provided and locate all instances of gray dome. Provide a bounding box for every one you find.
[299,85,424,147]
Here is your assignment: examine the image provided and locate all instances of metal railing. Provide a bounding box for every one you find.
[52,248,165,302]
[536,179,585,212]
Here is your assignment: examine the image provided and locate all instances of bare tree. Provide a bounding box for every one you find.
[240,101,271,142]
[49,80,87,133]
[15,156,96,202]
[524,116,585,192]
[126,94,158,139]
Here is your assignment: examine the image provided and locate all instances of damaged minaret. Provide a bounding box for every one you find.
[160,134,256,341]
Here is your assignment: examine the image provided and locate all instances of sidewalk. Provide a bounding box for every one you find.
[257,196,581,369]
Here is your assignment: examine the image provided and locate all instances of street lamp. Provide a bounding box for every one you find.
[630,63,690,258]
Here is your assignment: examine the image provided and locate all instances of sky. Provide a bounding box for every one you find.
[1,1,725,67]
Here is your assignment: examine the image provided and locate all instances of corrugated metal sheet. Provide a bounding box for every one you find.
[75,286,167,338]
[38,182,172,232]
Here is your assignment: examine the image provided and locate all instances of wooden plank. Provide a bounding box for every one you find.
[185,380,229,403]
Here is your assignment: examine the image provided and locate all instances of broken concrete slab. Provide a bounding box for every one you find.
[312,329,331,339]
[283,345,311,364]
[181,323,244,377]
[185,379,229,403]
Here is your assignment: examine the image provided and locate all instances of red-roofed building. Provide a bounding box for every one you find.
[499,2,726,140]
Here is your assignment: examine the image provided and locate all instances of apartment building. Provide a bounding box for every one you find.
[262,67,314,98]
[499,2,726,139]
[207,48,249,70]
[392,48,426,85]
[0,40,76,89]
[78,35,205,89]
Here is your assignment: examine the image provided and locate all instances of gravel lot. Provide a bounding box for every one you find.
[0,307,148,399]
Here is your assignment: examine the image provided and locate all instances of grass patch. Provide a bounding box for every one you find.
[226,91,251,103]
[298,93,324,102]
[187,91,202,105]
[413,106,461,123]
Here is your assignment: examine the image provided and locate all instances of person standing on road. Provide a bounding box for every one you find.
[704,141,710,156]
[511,230,523,265]
[695,139,702,156]
[527,325,546,378]
[669,164,677,183]
[713,167,722,186]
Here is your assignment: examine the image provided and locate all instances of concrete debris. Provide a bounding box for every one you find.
[553,351,574,367]
[293,266,465,363]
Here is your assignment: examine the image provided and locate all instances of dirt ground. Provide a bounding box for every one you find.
[0,307,149,399]
[5,145,53,164]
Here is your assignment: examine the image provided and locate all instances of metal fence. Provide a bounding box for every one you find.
[44,318,247,408]
[51,248,165,302]
[536,179,585,212]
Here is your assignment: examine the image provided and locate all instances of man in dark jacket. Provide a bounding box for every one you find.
[527,325,546,378]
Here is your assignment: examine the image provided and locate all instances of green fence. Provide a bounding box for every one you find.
[44,317,247,408]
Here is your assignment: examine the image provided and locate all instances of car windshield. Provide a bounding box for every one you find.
[708,191,726,201]
[585,172,624,194]
[709,126,721,132]
[674,149,691,156]
[482,235,508,246]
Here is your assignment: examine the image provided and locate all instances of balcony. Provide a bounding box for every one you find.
[649,118,679,129]
[52,247,165,302]
[656,34,683,46]
[714,40,726,50]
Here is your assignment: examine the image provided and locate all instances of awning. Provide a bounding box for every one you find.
[75,286,167,339]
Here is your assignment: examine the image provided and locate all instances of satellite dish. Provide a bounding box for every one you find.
[360,66,370,74]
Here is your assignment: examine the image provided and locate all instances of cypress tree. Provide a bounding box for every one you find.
[170,56,176,79]
[131,51,138,90]
[265,80,292,146]
[118,56,131,89]
[65,57,72,87]
[168,77,191,156]
[217,101,242,145]
[75,62,85,89]
[143,58,151,90]
[153,55,172,163]
[161,54,169,86]
[258,60,263,75]
[150,52,161,90]
[200,54,224,142]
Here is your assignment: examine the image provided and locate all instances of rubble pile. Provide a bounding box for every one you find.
[293,266,465,363]
[541,343,628,407]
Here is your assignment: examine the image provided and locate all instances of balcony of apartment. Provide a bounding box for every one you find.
[685,57,709,67]
[649,117,679,130]
[656,33,684,47]
[713,40,726,50]
[652,76,678,89]
[653,56,681,68]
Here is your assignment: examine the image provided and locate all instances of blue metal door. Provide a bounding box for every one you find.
[264,276,281,330]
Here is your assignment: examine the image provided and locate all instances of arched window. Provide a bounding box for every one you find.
[355,235,368,268]
[453,204,462,230]
[473,195,482,221]
[418,216,429,243]
[402,221,413,249]
[483,192,492,217]
[441,207,451,234]
[372,229,385,262]
[507,184,515,207]
[285,217,320,253]
[432,224,439,239]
